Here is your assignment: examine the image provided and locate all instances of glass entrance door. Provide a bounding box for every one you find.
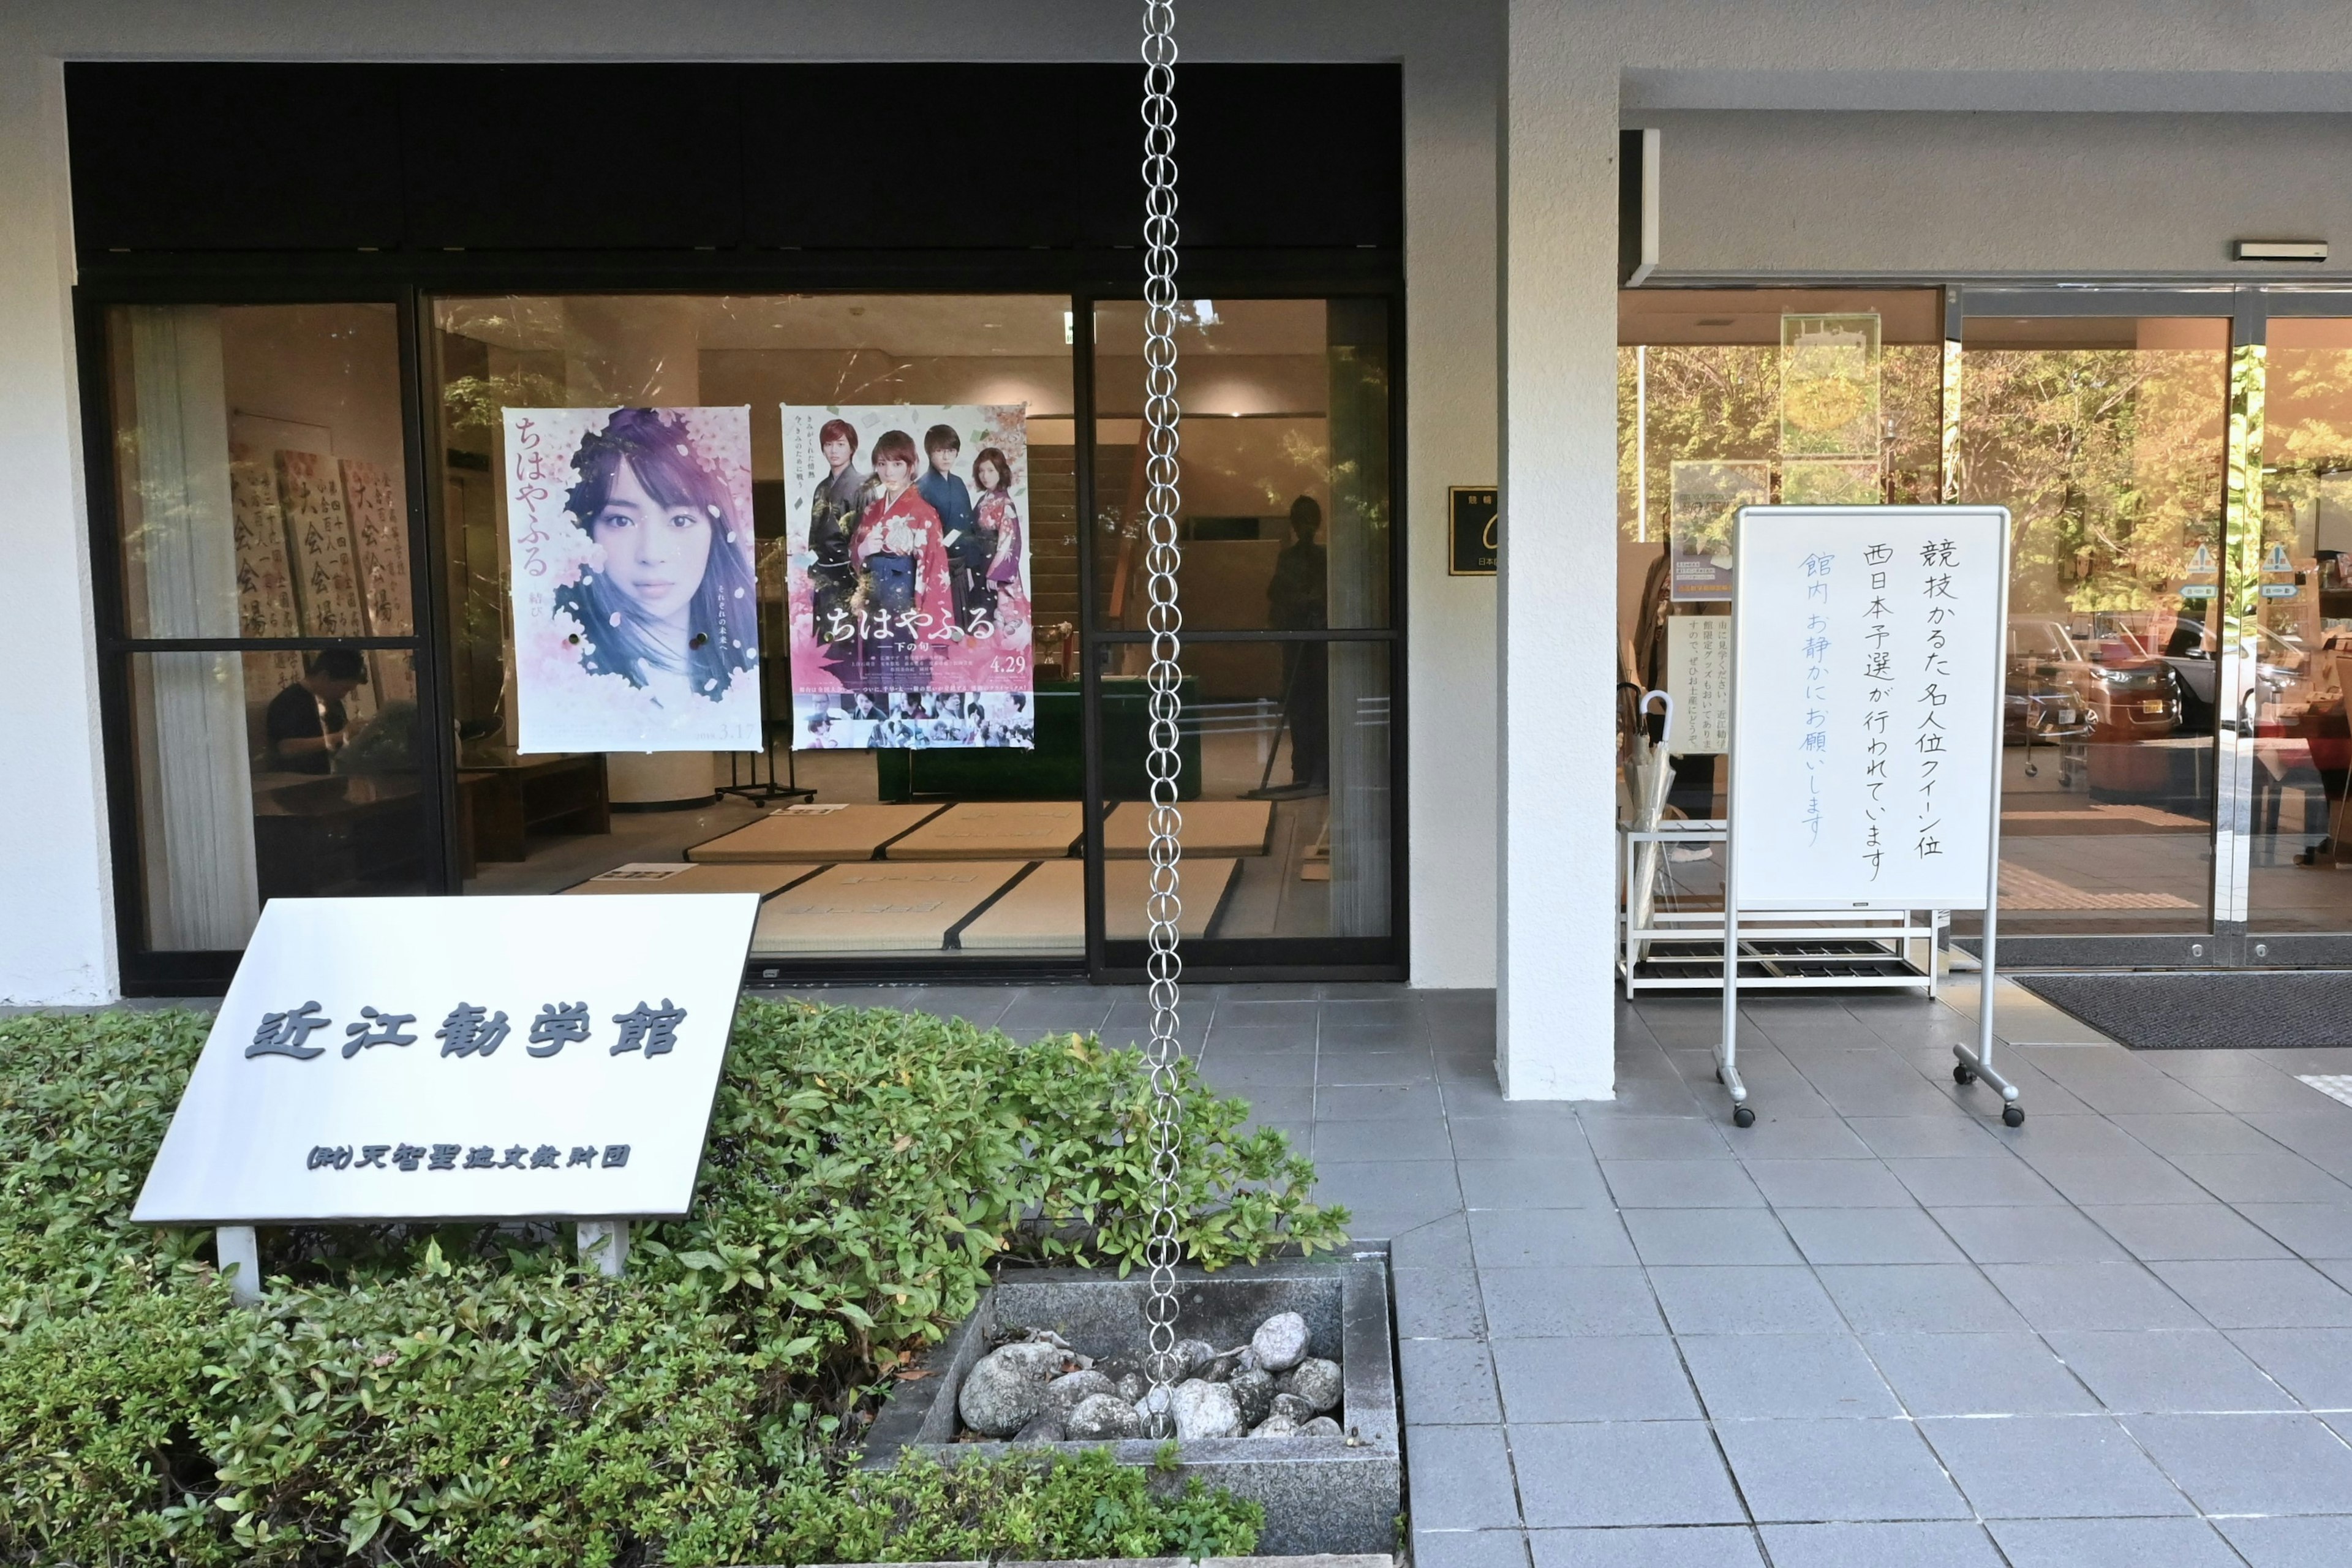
[2249,312,2352,940]
[1953,310,2233,938]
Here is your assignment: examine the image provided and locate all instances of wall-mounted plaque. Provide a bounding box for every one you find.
[1449,486,1498,575]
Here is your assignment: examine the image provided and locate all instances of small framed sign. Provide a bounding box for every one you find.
[1449,486,1499,575]
[132,894,756,1226]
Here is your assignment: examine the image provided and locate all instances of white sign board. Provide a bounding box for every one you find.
[1727,506,2010,911]
[133,895,756,1225]
[1665,616,1731,755]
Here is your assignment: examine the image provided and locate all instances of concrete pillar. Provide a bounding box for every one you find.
[1496,6,1619,1098]
[0,54,115,1003]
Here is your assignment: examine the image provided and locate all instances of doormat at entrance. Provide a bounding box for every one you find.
[2013,970,2352,1050]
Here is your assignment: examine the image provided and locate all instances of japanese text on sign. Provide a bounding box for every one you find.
[1727,508,2007,912]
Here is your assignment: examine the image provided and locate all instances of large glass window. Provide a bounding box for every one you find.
[1091,299,1397,952]
[104,303,427,956]
[2252,316,2352,929]
[432,295,1084,962]
[1616,292,2245,949]
[1956,315,2229,934]
[1613,290,1944,931]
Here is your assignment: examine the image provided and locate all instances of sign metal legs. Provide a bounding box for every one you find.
[577,1218,630,1277]
[216,1224,263,1305]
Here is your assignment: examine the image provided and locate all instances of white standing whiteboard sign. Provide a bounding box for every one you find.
[1728,506,2011,911]
[133,895,756,1225]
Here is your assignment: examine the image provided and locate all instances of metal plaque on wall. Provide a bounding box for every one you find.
[1449,486,1498,575]
[132,895,756,1224]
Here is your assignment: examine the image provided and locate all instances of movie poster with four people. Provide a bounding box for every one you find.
[502,405,763,754]
[780,403,1035,749]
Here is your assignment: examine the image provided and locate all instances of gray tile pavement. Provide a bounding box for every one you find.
[761,979,2352,1566]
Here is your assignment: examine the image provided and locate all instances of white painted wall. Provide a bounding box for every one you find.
[0,0,1504,1003]
[1649,111,2352,281]
[0,49,112,1004]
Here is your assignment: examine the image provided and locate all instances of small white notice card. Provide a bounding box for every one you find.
[1665,616,1732,755]
[1728,506,2010,911]
[133,895,756,1225]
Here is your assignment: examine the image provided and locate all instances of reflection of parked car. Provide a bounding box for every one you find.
[2118,622,2302,734]
[2007,617,2179,742]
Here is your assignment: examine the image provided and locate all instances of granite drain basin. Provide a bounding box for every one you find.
[863,1254,1398,1557]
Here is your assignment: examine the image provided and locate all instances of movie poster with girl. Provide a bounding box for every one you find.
[780,403,1035,750]
[503,406,762,753]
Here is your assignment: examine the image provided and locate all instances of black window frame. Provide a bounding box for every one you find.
[72,61,1408,995]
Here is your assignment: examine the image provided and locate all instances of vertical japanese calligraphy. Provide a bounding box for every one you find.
[1727,508,2008,911]
[503,408,761,755]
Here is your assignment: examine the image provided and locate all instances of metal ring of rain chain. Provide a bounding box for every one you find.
[1136,0,1191,1434]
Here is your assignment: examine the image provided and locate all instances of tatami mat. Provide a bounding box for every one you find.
[1101,799,1274,858]
[560,862,820,897]
[885,801,1084,861]
[688,804,945,863]
[956,858,1239,952]
[749,861,1029,954]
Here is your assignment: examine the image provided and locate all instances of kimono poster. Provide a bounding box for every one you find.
[781,404,1035,749]
[503,407,761,755]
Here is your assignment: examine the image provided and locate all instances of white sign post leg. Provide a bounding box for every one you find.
[1953,760,2024,1125]
[577,1219,631,1278]
[1951,527,2024,1128]
[1717,827,1754,1128]
[216,1224,263,1306]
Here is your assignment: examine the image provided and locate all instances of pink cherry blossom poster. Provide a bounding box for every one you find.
[502,406,760,755]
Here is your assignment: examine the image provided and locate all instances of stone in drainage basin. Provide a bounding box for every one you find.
[958,1312,1343,1443]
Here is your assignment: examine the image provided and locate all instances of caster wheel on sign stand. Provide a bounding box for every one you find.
[1732,1106,1756,1128]
[2003,1104,2026,1128]
[1954,1063,1977,1085]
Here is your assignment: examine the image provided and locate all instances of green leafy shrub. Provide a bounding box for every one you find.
[0,1002,1339,1566]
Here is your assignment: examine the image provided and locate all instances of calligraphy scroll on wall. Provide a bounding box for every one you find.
[228,448,304,697]
[275,448,381,721]
[339,457,417,704]
[1727,505,2010,911]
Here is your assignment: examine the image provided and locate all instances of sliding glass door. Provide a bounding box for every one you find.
[1616,284,2352,968]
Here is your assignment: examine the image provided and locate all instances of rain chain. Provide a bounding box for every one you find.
[1136,0,1192,1434]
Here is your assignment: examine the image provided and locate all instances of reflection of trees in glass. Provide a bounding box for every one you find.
[1957,349,2224,618]
[1616,345,1942,540]
[2264,349,2352,551]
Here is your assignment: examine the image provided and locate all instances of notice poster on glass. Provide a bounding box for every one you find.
[503,407,761,755]
[781,403,1035,750]
[1670,459,1769,603]
[1780,313,1881,460]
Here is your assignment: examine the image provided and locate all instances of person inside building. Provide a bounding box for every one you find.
[1267,494,1330,791]
[264,649,368,774]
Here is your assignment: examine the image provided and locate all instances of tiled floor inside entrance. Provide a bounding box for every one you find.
[770,979,2352,1568]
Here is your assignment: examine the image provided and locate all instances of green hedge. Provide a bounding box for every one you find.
[0,1001,1345,1567]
